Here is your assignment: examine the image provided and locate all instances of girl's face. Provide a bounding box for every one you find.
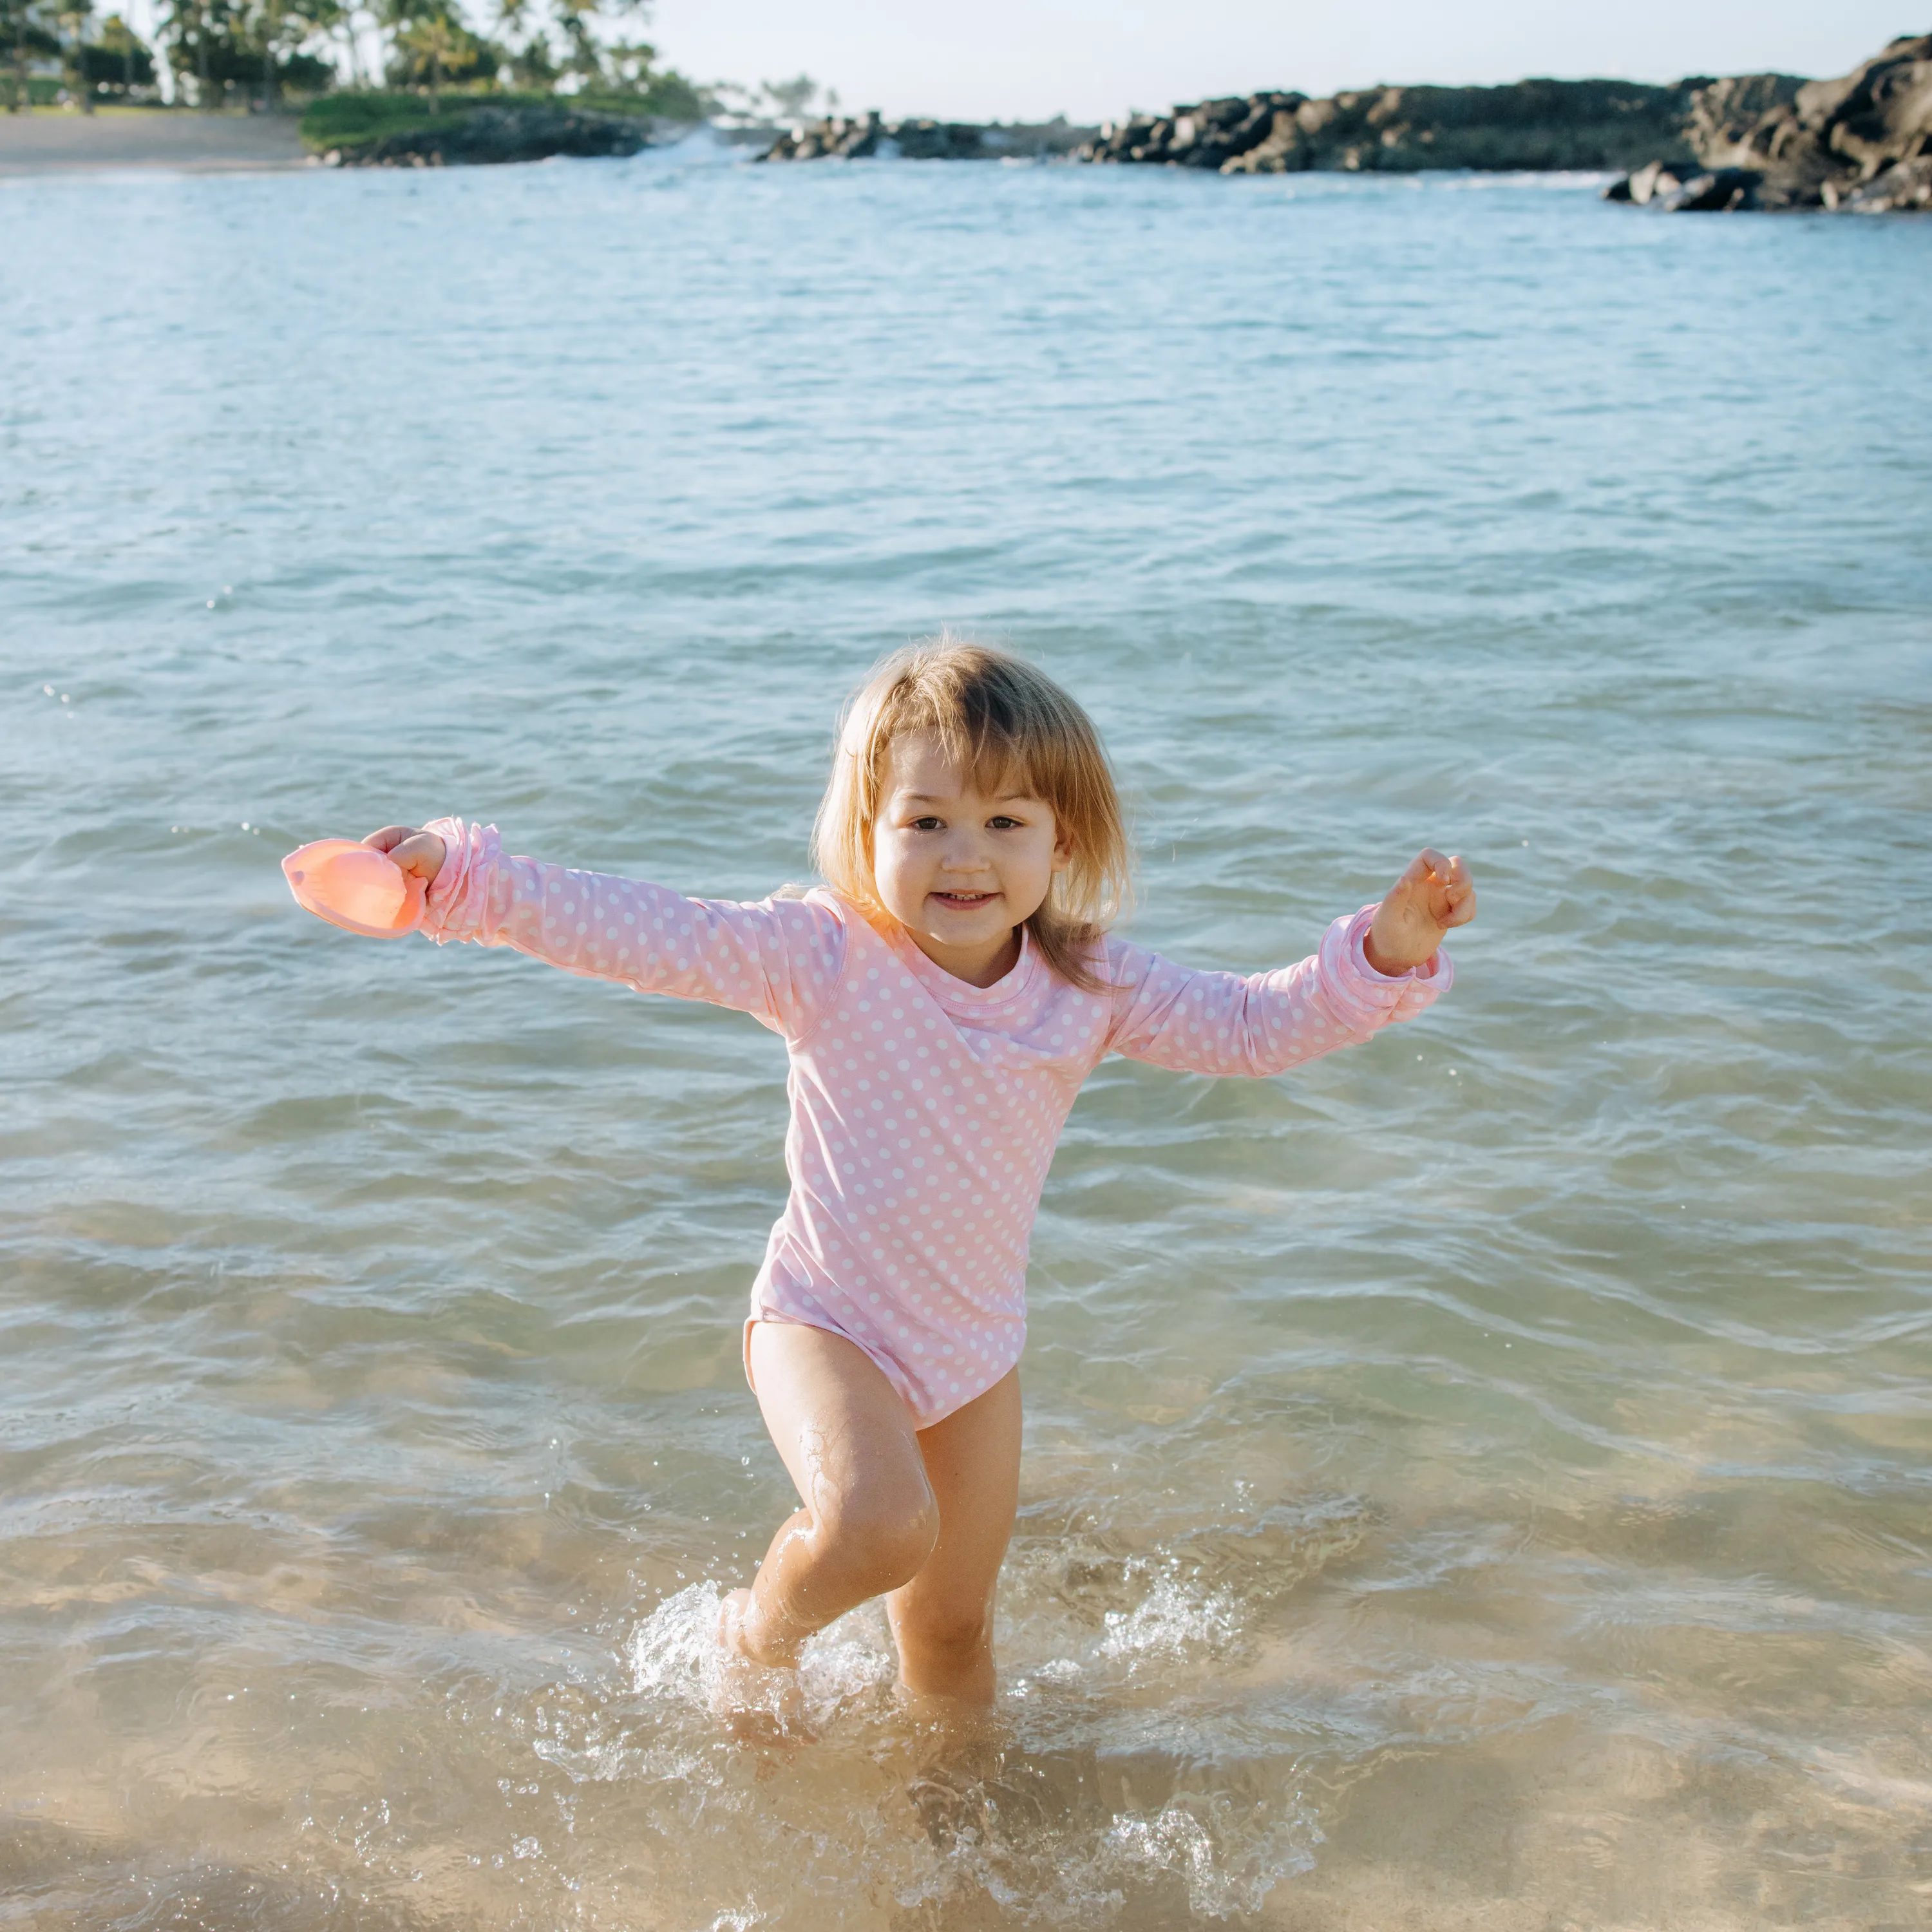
[869,730,1070,987]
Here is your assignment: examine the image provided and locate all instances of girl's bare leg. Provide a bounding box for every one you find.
[887,1367,1020,1705]
[726,1325,1021,1706]
[726,1323,940,1670]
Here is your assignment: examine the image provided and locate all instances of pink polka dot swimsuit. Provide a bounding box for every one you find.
[421,819,1452,1427]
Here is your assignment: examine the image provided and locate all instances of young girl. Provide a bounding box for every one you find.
[359,641,1473,1710]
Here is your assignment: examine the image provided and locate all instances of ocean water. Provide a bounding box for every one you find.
[3,138,1930,1930]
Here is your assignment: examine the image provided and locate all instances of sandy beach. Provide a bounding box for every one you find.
[0,107,307,175]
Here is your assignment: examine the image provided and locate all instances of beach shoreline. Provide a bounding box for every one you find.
[0,106,309,175]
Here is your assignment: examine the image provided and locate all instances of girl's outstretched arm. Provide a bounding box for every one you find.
[364,819,844,1041]
[1102,849,1473,1078]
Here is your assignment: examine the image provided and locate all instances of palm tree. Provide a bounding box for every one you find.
[323,0,363,89]
[56,0,94,111]
[493,0,533,90]
[98,7,140,90]
[3,0,61,110]
[395,1,469,112]
[254,0,279,108]
[160,0,216,108]
[551,0,598,89]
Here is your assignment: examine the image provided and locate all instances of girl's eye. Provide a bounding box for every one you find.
[989,816,1020,830]
[911,817,944,832]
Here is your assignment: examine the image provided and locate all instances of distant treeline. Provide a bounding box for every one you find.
[0,0,706,115]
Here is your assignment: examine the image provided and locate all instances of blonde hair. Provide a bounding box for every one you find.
[811,639,1132,992]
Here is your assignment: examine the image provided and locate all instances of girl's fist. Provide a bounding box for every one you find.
[363,824,446,885]
[1365,849,1474,975]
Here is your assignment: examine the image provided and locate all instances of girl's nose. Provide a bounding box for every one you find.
[940,834,992,871]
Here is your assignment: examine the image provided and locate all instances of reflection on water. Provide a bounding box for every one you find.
[3,144,1930,1927]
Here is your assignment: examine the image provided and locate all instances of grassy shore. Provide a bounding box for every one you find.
[299,85,703,158]
[0,91,709,175]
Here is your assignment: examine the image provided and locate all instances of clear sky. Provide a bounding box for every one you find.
[653,1,1921,123]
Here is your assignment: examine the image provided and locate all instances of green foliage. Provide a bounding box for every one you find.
[3,0,168,106]
[2,0,62,111]
[158,0,341,101]
[504,27,554,89]
[369,0,696,109]
[299,84,470,144]
[296,78,694,151]
[387,2,475,107]
[578,74,697,116]
[382,28,508,94]
[111,0,712,126]
[600,37,700,113]
[277,46,327,87]
[77,13,157,89]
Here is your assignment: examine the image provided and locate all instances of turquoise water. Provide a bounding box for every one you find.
[4,142,1931,1929]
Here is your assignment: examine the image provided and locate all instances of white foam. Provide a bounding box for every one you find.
[626,1580,897,1734]
[1099,1571,1243,1667]
[1104,1797,1321,1918]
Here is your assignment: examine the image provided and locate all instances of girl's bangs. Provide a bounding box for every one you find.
[898,699,1058,809]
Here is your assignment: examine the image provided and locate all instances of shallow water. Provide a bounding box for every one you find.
[3,140,1930,1929]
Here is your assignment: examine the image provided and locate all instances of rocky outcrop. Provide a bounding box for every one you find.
[1604,34,1932,211]
[755,113,1095,162]
[1604,162,1764,212]
[327,105,652,168]
[1079,79,1709,175]
[1678,72,1806,162]
[749,36,1932,209]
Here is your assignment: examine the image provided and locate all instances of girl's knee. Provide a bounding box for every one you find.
[902,1602,992,1663]
[819,1484,939,1590]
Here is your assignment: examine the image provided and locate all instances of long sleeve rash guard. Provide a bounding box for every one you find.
[421,818,1450,1425]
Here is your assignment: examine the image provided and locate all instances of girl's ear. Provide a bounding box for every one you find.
[1052,827,1074,874]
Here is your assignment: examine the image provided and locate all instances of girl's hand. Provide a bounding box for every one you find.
[1364,848,1475,975]
[363,824,446,885]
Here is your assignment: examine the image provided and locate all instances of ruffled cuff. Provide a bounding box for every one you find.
[1317,905,1452,1032]
[419,817,501,944]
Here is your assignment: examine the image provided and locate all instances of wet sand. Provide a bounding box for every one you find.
[0,107,307,175]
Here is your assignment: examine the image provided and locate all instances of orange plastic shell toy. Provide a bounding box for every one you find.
[282,838,427,939]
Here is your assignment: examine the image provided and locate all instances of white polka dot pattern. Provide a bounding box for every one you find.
[421,818,1450,1426]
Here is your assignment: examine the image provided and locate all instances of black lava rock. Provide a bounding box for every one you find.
[336,105,652,169]
[755,114,1095,162]
[1604,33,1932,212]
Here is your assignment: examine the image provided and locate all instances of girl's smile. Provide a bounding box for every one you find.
[870,730,1071,987]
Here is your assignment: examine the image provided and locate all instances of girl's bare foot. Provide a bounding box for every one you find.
[717,1587,756,1658]
[714,1589,810,1745]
